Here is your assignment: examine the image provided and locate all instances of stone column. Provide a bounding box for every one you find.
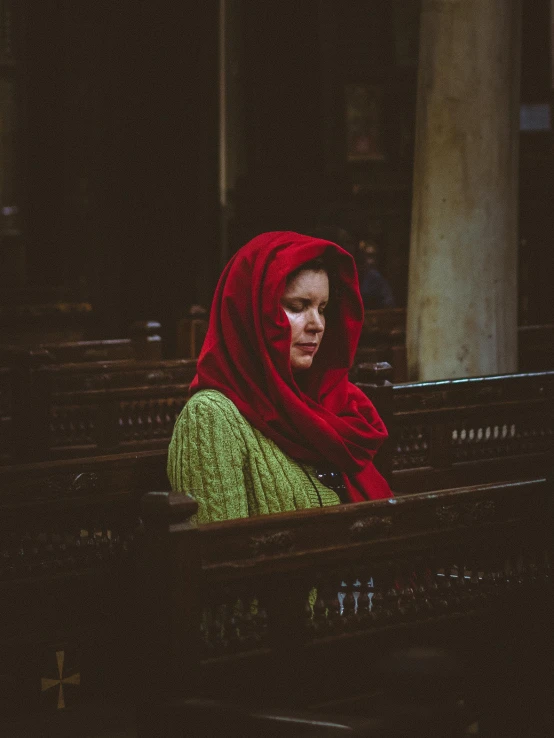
[407,0,522,380]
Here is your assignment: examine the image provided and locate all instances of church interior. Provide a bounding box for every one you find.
[0,1,553,736]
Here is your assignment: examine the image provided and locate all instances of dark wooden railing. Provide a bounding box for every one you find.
[175,315,209,361]
[2,363,552,503]
[0,321,164,463]
[21,320,163,363]
[21,358,196,461]
[359,369,554,494]
[0,451,161,735]
[137,478,552,736]
[0,461,550,736]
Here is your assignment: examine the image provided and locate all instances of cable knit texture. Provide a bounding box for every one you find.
[167,390,341,524]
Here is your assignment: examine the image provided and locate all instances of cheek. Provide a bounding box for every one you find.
[284,312,303,342]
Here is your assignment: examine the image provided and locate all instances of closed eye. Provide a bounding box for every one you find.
[282,299,328,314]
[285,302,305,313]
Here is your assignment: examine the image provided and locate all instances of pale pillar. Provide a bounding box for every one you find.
[407,0,522,380]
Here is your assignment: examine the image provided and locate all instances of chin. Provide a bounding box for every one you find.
[291,357,313,372]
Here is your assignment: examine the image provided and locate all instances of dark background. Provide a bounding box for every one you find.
[3,0,552,350]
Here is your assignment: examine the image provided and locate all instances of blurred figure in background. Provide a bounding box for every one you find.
[305,225,396,310]
[357,236,396,310]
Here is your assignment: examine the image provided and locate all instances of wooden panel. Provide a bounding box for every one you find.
[365,370,554,494]
[138,477,552,735]
[0,449,168,730]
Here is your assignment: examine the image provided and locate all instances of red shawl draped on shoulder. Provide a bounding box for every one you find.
[190,230,392,502]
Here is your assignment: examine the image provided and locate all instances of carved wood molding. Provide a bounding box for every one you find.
[349,515,393,540]
[393,372,554,414]
[4,471,103,503]
[249,530,295,556]
[52,366,196,392]
[435,499,496,527]
[43,471,99,496]
[1,471,100,503]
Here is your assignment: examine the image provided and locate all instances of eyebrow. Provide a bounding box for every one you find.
[285,297,328,305]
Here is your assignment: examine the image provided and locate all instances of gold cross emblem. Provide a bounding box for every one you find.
[41,650,80,710]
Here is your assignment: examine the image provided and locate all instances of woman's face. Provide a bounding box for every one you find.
[280,269,329,372]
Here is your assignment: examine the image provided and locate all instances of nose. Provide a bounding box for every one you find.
[306,308,325,333]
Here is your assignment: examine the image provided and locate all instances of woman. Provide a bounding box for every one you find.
[167,231,392,523]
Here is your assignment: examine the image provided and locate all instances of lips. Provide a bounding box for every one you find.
[295,343,318,354]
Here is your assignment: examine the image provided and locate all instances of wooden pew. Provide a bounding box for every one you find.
[358,368,554,495]
[0,284,95,345]
[175,314,209,360]
[357,308,407,383]
[0,451,167,736]
[137,478,553,737]
[0,319,162,366]
[16,358,196,462]
[1,358,550,734]
[0,454,550,736]
[0,321,163,463]
[26,320,163,363]
[4,360,553,497]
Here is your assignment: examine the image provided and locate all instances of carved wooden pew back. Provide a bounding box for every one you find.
[0,451,550,736]
[12,358,196,462]
[359,369,554,494]
[356,308,407,383]
[0,321,164,463]
[5,363,552,497]
[175,315,209,360]
[138,478,552,736]
[0,286,95,346]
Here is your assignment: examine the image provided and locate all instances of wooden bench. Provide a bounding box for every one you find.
[0,456,550,736]
[356,308,407,383]
[0,284,96,345]
[3,365,551,494]
[3,360,552,497]
[359,368,554,495]
[175,314,209,360]
[0,364,550,734]
[22,320,163,363]
[0,322,163,463]
[136,477,552,736]
[0,451,168,736]
[14,358,196,462]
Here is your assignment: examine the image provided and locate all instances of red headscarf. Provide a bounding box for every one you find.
[190,231,392,502]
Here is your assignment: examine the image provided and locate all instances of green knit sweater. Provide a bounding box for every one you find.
[167,389,341,524]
